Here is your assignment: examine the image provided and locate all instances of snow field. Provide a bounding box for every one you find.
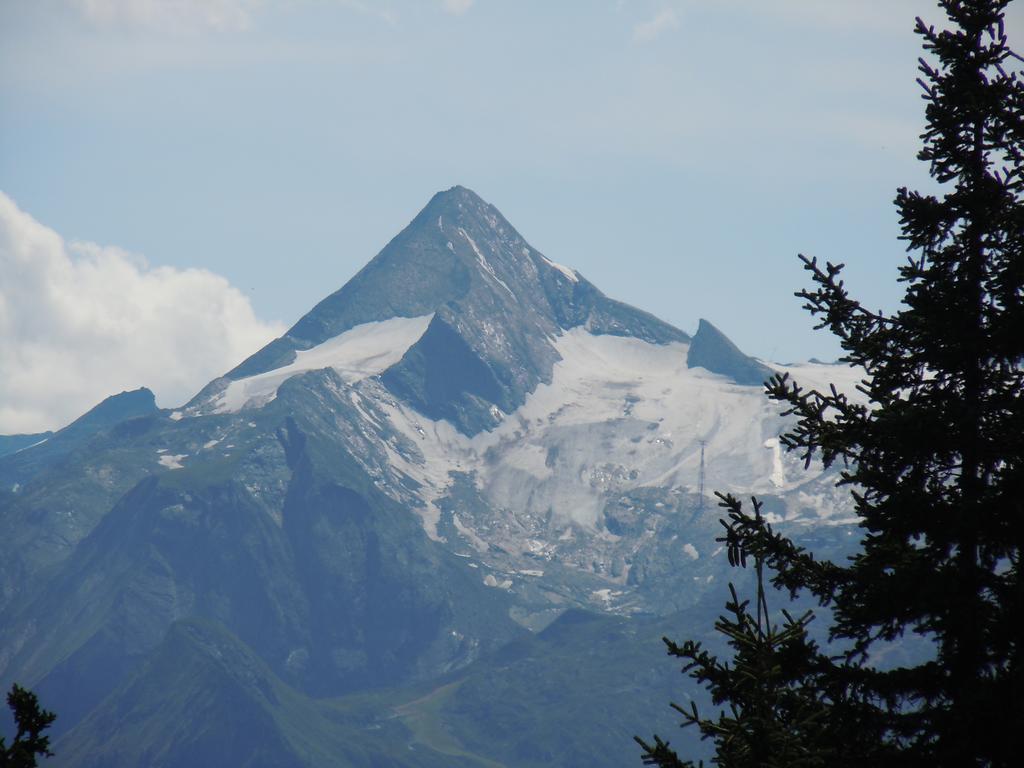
[381,328,828,536]
[214,314,434,413]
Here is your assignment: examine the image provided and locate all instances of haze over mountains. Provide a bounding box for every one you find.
[0,187,863,767]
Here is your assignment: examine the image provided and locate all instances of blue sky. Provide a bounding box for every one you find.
[2,0,1021,431]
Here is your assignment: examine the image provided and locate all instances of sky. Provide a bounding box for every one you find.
[2,0,1021,433]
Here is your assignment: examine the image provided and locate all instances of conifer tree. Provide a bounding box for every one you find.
[0,684,56,768]
[641,1,1023,765]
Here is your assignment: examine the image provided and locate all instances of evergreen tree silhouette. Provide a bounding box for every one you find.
[0,684,56,768]
[640,1,1023,765]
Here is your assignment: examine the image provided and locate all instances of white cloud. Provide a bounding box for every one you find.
[0,192,285,433]
[70,0,258,32]
[632,7,678,42]
[441,0,474,15]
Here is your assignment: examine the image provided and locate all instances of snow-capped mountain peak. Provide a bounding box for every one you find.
[201,186,688,434]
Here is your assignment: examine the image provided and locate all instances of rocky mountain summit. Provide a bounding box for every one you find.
[0,187,863,767]
[199,186,686,434]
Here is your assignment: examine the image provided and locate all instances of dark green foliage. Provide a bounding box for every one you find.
[643,1,1023,765]
[0,684,55,767]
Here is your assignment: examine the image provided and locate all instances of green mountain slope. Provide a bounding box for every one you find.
[55,618,480,768]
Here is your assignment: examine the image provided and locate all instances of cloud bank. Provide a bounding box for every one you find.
[0,192,284,433]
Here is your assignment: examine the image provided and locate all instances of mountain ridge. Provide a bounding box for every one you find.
[216,186,688,434]
[688,318,774,387]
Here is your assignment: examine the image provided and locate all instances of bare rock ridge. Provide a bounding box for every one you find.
[687,318,774,387]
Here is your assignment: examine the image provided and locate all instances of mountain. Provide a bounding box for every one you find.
[0,187,864,766]
[198,186,686,435]
[687,318,774,386]
[52,609,687,768]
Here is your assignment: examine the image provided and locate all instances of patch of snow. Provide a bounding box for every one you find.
[591,588,622,605]
[518,569,544,577]
[483,573,513,589]
[158,453,187,470]
[821,516,861,526]
[682,543,700,560]
[524,538,549,556]
[13,438,48,454]
[203,439,221,449]
[540,254,579,283]
[795,489,851,523]
[169,411,184,421]
[416,502,443,542]
[764,438,786,487]
[765,360,869,406]
[452,513,488,552]
[215,314,433,413]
